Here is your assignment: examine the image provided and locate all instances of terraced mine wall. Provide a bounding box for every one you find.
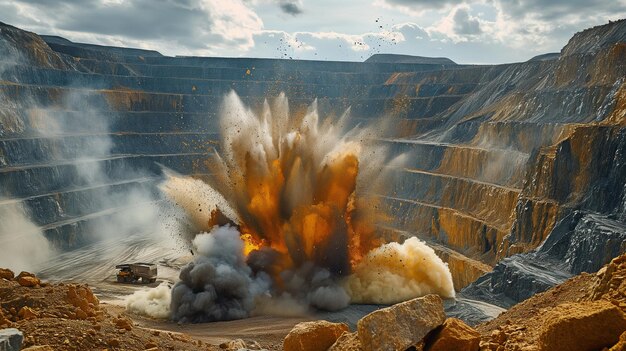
[1,20,625,305]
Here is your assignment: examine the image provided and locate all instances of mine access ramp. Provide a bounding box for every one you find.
[115,263,157,284]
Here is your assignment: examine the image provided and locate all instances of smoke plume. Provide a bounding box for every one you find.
[165,91,454,322]
[126,283,172,319]
[0,201,55,272]
[345,237,455,304]
[170,225,270,322]
[0,82,179,274]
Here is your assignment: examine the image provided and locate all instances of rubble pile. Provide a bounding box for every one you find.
[0,268,216,350]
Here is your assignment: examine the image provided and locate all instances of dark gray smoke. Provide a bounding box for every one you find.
[170,225,351,322]
[170,225,270,322]
[268,260,350,311]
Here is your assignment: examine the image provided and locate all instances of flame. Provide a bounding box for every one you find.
[240,233,262,256]
[195,91,387,283]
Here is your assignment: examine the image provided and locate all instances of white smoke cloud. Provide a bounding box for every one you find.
[125,283,172,319]
[345,237,456,304]
[0,201,55,272]
[0,82,182,277]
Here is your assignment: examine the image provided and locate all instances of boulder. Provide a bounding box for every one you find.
[328,332,362,351]
[113,317,133,331]
[17,307,38,320]
[284,321,349,351]
[0,328,23,351]
[17,276,40,288]
[16,271,36,279]
[0,269,14,280]
[357,294,445,351]
[425,318,479,351]
[539,300,626,351]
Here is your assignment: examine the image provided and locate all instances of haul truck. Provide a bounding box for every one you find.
[115,263,157,284]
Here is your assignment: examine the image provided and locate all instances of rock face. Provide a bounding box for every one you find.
[462,210,626,308]
[425,318,480,351]
[477,253,626,350]
[283,321,349,351]
[357,294,445,351]
[538,300,626,351]
[0,328,23,351]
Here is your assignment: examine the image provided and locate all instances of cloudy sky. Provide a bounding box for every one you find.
[1,0,625,64]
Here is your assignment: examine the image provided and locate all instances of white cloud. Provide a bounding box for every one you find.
[1,0,625,63]
[1,0,264,56]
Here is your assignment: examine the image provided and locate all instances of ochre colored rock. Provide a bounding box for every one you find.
[425,318,480,351]
[610,331,626,351]
[0,268,15,280]
[107,338,121,347]
[283,320,349,351]
[329,332,362,351]
[21,346,55,351]
[16,271,35,279]
[145,342,158,349]
[219,339,247,350]
[18,306,39,320]
[74,307,88,320]
[539,300,626,351]
[357,294,445,351]
[0,308,9,327]
[66,284,99,318]
[18,276,40,287]
[114,317,133,331]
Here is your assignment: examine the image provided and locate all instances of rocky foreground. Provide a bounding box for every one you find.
[2,254,626,351]
[284,254,626,351]
[0,268,219,351]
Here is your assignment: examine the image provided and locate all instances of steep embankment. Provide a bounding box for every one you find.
[476,254,626,350]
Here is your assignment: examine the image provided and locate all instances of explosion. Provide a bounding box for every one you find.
[164,91,454,322]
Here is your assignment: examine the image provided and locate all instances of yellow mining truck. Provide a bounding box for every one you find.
[115,263,157,284]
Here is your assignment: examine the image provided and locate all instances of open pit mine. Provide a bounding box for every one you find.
[0,18,626,351]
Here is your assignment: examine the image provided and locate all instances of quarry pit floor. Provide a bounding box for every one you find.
[34,234,385,349]
[32,232,504,349]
